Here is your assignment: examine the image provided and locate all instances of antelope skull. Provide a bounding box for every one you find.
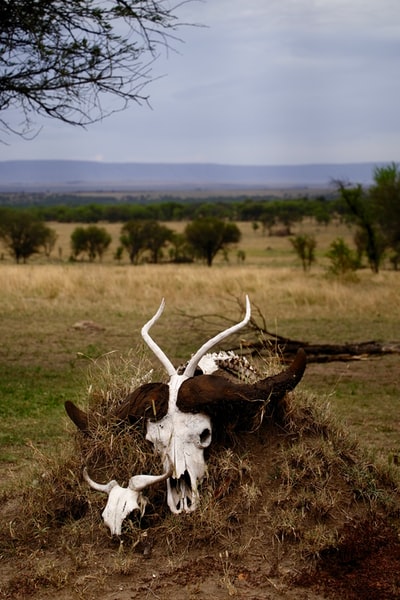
[141,296,252,513]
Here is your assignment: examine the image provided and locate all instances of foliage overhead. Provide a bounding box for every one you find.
[0,0,185,138]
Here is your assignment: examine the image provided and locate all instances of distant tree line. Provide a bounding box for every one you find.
[0,212,243,267]
[1,165,399,271]
[0,194,338,225]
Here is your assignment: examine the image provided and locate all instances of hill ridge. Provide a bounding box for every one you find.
[0,159,390,192]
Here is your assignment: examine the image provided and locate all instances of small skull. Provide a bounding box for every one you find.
[83,468,170,535]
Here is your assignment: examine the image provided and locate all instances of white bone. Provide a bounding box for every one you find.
[142,296,252,514]
[141,298,176,377]
[188,351,259,381]
[146,411,212,513]
[183,295,251,378]
[83,468,170,535]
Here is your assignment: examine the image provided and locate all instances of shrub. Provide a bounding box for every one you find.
[290,234,317,271]
[326,237,359,275]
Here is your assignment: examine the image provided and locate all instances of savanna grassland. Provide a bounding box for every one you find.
[1,220,398,462]
[1,219,400,600]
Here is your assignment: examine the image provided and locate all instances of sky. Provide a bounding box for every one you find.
[1,0,400,166]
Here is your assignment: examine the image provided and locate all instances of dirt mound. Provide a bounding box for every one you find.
[1,366,400,599]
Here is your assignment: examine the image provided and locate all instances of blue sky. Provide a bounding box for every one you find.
[1,0,400,165]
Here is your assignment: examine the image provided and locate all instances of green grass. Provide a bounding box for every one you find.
[303,354,400,457]
[0,363,83,462]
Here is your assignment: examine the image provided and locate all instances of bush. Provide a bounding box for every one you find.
[290,234,316,271]
[326,238,359,275]
[71,225,111,261]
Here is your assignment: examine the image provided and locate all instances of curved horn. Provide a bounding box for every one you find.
[115,382,169,422]
[83,467,118,494]
[177,348,307,411]
[184,295,252,378]
[141,298,176,377]
[65,400,89,432]
[65,384,170,433]
[129,466,173,491]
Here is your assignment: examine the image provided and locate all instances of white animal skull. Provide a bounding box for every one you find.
[141,296,251,513]
[83,467,170,535]
[146,392,212,513]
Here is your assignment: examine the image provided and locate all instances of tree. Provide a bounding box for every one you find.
[185,218,241,267]
[71,225,111,261]
[120,220,173,264]
[336,182,384,273]
[260,205,276,236]
[275,201,304,235]
[168,232,194,263]
[326,238,359,276]
[120,220,150,265]
[42,228,58,257]
[290,234,316,271]
[369,163,400,257]
[143,221,174,263]
[0,209,56,263]
[336,165,400,272]
[0,1,185,138]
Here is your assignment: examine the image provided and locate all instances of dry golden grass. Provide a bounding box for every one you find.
[1,219,399,466]
[1,260,398,326]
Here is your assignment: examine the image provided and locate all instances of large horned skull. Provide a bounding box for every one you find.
[142,296,251,513]
[65,296,307,525]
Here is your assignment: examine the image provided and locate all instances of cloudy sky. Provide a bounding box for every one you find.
[1,0,400,166]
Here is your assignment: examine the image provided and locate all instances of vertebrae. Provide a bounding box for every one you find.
[178,351,259,383]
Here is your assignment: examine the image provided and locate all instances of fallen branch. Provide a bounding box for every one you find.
[177,296,400,364]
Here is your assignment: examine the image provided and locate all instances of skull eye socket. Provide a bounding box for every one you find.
[199,428,211,448]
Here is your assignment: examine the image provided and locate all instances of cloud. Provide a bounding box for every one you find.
[1,0,400,165]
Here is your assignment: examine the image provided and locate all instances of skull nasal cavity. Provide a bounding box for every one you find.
[200,428,211,445]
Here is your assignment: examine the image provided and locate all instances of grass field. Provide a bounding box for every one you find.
[0,218,399,477]
[1,218,400,600]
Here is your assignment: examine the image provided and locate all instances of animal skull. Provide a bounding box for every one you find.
[141,296,251,513]
[65,295,307,522]
[83,467,170,535]
[146,396,212,513]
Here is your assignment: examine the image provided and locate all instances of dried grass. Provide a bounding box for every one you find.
[1,262,399,326]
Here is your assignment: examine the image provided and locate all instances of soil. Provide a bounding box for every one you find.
[1,358,400,600]
[2,506,400,600]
